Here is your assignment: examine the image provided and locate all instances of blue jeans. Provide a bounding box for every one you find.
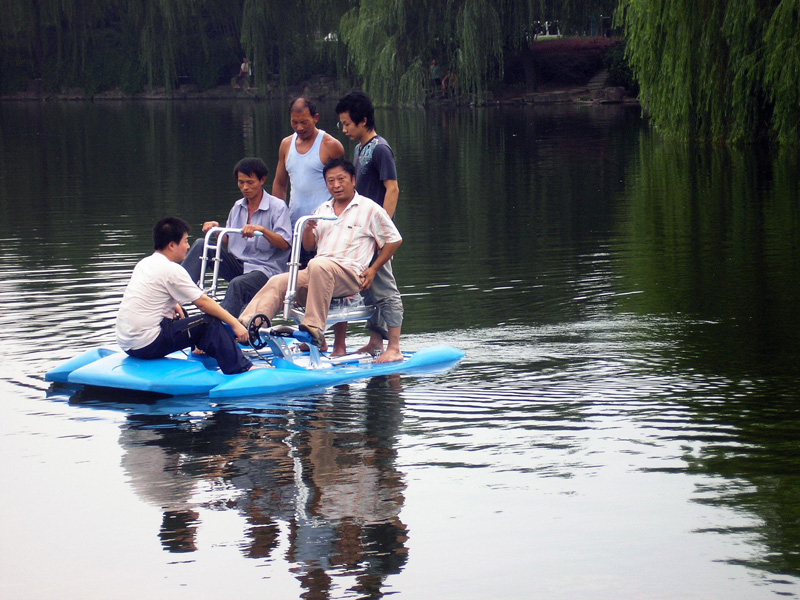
[126,316,251,375]
[182,239,267,318]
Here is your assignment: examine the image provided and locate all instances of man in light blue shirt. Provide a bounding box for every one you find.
[182,157,291,317]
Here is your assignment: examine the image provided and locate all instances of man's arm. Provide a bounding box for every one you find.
[381,180,399,218]
[241,223,290,251]
[272,136,291,200]
[301,220,317,251]
[359,240,402,290]
[193,295,249,343]
[320,133,345,164]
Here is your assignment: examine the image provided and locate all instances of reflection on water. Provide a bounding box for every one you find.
[109,377,406,597]
[2,101,800,599]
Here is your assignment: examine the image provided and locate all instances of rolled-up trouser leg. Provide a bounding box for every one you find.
[362,257,403,340]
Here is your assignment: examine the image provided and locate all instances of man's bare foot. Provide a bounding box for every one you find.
[192,348,206,355]
[298,340,329,353]
[356,342,384,356]
[374,348,403,363]
[330,345,347,357]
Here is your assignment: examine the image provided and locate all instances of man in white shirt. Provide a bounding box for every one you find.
[116,217,254,374]
[239,158,403,361]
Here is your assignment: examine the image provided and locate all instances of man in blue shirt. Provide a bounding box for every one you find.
[182,157,292,317]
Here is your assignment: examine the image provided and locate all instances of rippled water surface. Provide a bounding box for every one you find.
[2,101,800,599]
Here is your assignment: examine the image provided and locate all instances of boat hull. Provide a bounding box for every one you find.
[45,345,465,398]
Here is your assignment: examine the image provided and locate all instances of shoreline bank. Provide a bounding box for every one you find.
[2,73,638,107]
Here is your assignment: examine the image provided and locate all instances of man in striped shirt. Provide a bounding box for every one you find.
[239,157,403,357]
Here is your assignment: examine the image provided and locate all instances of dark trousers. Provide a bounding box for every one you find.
[183,239,268,317]
[126,316,251,375]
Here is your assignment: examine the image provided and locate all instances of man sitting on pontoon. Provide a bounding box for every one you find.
[182,157,291,317]
[238,157,403,363]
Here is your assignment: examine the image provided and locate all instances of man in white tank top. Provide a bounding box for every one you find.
[272,98,344,231]
[272,98,351,355]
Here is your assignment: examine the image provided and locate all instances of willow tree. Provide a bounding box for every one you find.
[617,0,800,143]
[0,0,108,91]
[0,0,243,94]
[241,0,348,90]
[338,0,618,105]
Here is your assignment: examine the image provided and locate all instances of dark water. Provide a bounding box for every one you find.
[1,100,800,599]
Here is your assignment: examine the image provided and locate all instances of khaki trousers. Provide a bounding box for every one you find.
[240,257,361,330]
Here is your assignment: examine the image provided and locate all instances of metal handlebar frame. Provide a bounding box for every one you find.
[197,226,262,298]
[284,215,336,320]
[283,215,375,327]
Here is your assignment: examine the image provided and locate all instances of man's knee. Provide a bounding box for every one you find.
[306,257,335,283]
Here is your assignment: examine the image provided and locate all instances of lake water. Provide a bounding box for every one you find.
[1,99,800,600]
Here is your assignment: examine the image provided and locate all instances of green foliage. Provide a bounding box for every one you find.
[242,0,345,89]
[763,0,800,144]
[339,0,617,104]
[604,40,637,94]
[617,0,800,144]
[531,36,616,86]
[0,0,619,102]
[0,0,245,94]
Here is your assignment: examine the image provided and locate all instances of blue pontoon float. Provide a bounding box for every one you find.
[46,221,464,398]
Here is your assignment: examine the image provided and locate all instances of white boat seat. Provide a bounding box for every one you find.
[286,293,375,330]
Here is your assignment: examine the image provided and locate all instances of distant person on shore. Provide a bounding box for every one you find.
[429,59,441,91]
[335,91,404,363]
[236,57,251,88]
[116,217,254,374]
[442,70,457,98]
[182,157,291,317]
[239,158,402,355]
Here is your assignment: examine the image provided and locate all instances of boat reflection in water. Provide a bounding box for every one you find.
[102,375,408,597]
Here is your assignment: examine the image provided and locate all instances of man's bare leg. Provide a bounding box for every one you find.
[331,322,348,357]
[374,325,402,363]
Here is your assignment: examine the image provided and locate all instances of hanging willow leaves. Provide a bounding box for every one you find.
[763,0,800,144]
[0,0,246,94]
[1,0,616,102]
[617,0,799,143]
[338,0,617,104]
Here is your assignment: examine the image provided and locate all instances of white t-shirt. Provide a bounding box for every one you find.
[116,252,203,351]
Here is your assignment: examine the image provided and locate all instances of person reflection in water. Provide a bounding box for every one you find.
[116,376,407,597]
[159,509,200,553]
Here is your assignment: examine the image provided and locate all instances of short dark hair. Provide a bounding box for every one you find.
[290,97,317,117]
[335,91,375,131]
[153,217,190,251]
[323,156,357,179]
[233,157,269,180]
